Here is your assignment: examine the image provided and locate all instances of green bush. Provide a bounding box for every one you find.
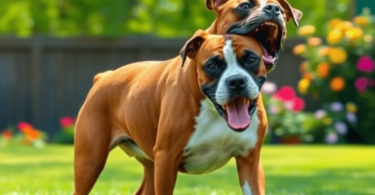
[52,116,75,144]
[261,83,321,144]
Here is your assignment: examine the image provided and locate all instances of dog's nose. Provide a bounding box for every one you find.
[264,4,280,17]
[226,75,247,92]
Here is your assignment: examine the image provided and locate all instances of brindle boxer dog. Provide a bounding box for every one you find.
[74,1,302,195]
[207,0,302,72]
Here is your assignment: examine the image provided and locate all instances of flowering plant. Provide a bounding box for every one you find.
[0,122,47,148]
[0,127,14,147]
[294,9,375,144]
[52,116,76,144]
[262,82,319,143]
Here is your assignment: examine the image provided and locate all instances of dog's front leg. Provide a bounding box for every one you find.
[152,92,200,195]
[152,116,190,195]
[236,101,268,195]
[153,150,180,195]
[235,147,265,195]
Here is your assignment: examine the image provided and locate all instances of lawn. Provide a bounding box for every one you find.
[0,145,374,195]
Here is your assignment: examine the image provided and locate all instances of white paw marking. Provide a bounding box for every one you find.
[242,181,252,195]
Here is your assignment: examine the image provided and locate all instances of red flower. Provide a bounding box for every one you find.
[17,122,40,140]
[60,117,75,128]
[274,86,296,102]
[17,122,33,132]
[2,130,13,139]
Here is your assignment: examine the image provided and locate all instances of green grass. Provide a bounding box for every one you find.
[0,145,374,195]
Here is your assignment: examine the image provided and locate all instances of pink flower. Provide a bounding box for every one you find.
[355,77,369,93]
[60,117,75,128]
[326,133,338,144]
[261,82,277,94]
[357,56,374,73]
[284,101,294,110]
[283,97,305,112]
[17,122,33,131]
[291,97,305,112]
[268,105,280,114]
[274,86,296,102]
[315,110,326,119]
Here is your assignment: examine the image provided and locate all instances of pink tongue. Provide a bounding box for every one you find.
[261,45,274,63]
[226,97,251,130]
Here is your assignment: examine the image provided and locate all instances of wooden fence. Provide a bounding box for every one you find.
[0,36,304,135]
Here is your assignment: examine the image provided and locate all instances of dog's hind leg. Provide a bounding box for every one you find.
[73,112,112,195]
[115,137,155,195]
[135,158,155,195]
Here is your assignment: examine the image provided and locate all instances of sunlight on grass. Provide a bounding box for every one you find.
[0,145,374,195]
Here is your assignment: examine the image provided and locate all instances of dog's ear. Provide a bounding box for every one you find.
[206,0,229,11]
[180,30,208,67]
[278,0,303,26]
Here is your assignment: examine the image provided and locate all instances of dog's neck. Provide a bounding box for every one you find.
[178,18,221,102]
[180,59,205,102]
[206,20,220,34]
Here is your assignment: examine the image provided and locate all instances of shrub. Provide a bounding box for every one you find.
[262,82,319,144]
[52,116,75,144]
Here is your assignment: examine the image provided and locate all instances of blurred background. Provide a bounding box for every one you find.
[0,0,374,194]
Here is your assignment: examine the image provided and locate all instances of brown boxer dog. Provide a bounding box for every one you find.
[74,31,268,195]
[206,0,302,72]
[74,1,303,195]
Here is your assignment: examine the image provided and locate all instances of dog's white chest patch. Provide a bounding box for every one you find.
[183,99,259,174]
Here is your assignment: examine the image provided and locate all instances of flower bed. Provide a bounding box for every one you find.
[0,122,47,148]
[262,83,319,144]
[0,116,76,148]
[293,9,375,144]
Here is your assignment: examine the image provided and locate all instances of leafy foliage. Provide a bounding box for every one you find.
[0,0,351,38]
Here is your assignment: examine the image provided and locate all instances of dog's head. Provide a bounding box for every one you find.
[181,30,267,131]
[206,0,302,72]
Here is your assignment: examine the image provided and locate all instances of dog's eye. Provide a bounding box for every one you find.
[248,57,258,64]
[239,3,251,10]
[207,63,218,70]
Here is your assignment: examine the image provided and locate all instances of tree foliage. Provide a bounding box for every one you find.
[0,0,351,38]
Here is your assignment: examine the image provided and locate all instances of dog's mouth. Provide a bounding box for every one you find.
[227,20,284,70]
[214,97,257,132]
[252,21,282,67]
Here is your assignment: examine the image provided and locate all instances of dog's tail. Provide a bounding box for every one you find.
[93,70,113,84]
